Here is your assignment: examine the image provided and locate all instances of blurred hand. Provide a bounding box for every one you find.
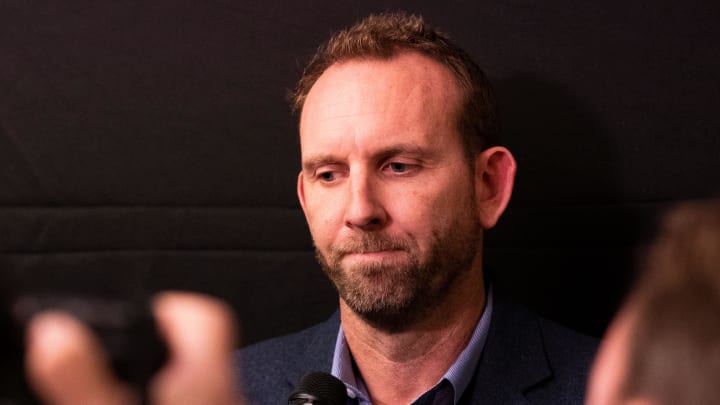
[25,292,245,405]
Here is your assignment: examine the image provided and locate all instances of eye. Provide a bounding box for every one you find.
[381,158,422,176]
[318,171,336,182]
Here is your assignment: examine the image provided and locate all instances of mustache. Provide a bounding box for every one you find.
[329,233,412,256]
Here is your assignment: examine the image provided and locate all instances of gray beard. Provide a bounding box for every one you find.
[315,216,482,332]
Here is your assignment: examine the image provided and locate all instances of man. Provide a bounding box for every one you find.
[586,199,720,405]
[23,12,596,405]
[238,12,596,404]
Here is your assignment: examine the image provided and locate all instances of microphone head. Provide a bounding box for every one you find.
[288,371,348,405]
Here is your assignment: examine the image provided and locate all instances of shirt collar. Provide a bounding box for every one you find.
[330,288,494,404]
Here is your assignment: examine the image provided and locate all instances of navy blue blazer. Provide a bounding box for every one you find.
[236,299,597,404]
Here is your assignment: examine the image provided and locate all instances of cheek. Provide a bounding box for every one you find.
[303,191,345,242]
[411,179,473,214]
[390,183,468,234]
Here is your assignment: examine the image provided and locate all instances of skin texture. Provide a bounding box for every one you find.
[297,52,516,404]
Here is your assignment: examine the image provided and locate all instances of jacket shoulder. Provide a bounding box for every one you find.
[235,313,339,404]
[532,314,598,402]
[467,300,598,404]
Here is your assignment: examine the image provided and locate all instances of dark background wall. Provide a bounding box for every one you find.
[1,0,718,346]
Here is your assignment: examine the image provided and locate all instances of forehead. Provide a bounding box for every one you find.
[299,52,463,152]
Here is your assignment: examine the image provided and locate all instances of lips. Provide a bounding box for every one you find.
[349,247,401,254]
[337,246,404,258]
[339,249,408,265]
[327,234,413,262]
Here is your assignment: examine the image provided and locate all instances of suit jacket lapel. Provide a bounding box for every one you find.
[283,311,340,390]
[286,305,554,403]
[462,299,552,404]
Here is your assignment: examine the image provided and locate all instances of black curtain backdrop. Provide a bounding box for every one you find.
[1,0,718,349]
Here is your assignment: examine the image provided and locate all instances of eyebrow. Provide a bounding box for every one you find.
[301,143,435,172]
[375,144,433,161]
[302,156,342,173]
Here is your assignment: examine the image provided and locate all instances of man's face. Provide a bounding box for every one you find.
[297,52,484,327]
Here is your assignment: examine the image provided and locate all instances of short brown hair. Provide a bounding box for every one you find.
[622,199,720,404]
[290,12,500,154]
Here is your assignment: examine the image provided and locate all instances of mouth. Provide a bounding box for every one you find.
[341,245,404,254]
[330,235,411,263]
[341,249,406,261]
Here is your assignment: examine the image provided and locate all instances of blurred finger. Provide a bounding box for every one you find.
[149,292,243,405]
[25,311,137,405]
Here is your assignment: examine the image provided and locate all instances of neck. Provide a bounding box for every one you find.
[339,268,486,405]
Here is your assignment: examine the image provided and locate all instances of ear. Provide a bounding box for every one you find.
[474,146,517,229]
[297,171,308,213]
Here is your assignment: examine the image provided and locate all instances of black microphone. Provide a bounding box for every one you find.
[288,371,348,405]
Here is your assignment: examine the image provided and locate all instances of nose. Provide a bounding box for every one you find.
[344,172,387,231]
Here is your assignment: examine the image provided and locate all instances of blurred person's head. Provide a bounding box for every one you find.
[587,199,720,405]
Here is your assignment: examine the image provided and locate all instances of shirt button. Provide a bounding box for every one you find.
[346,388,356,399]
